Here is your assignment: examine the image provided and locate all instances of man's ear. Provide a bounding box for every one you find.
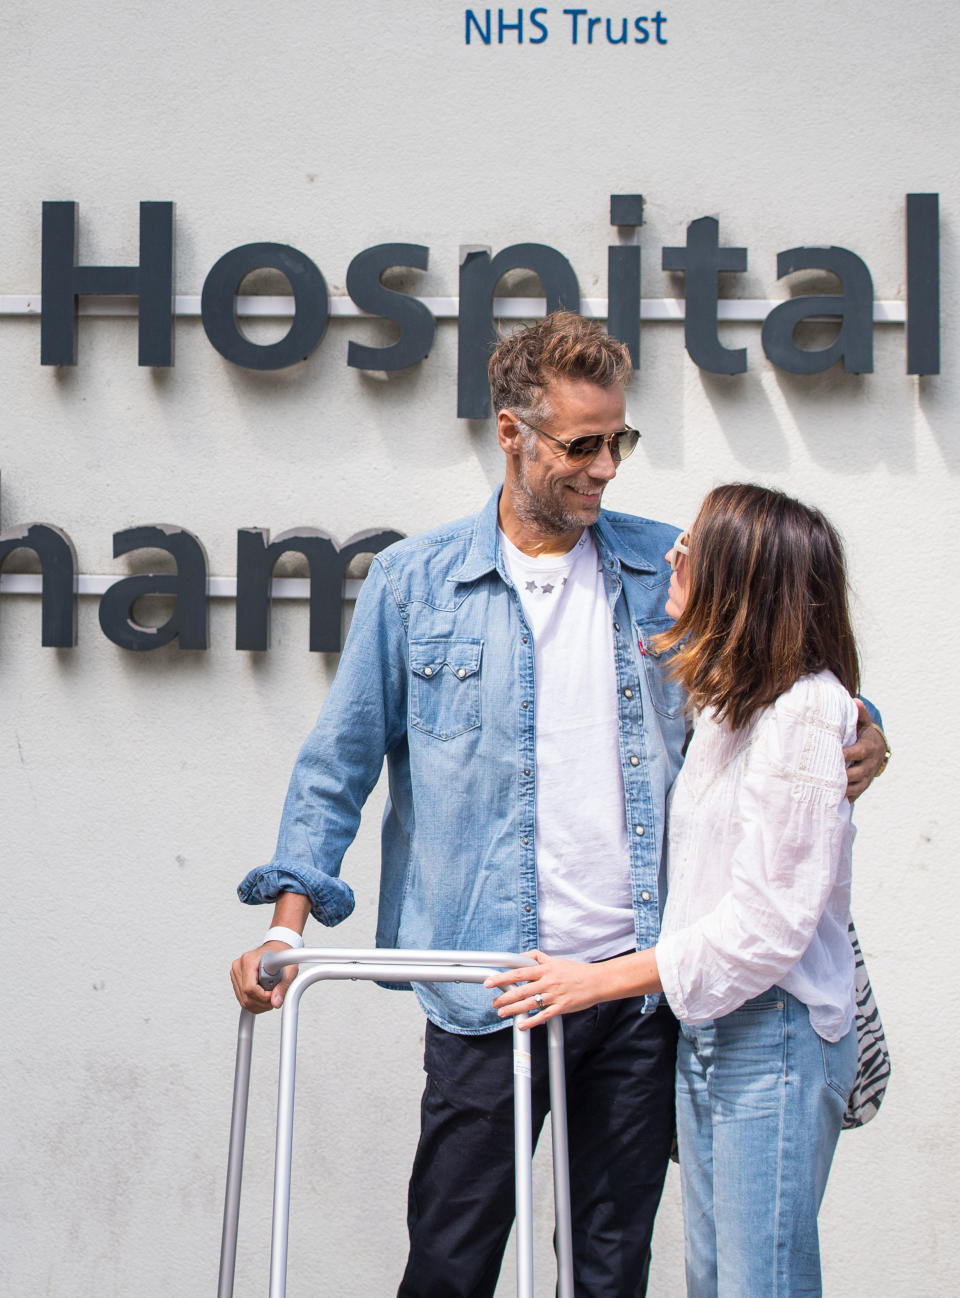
[497,409,523,455]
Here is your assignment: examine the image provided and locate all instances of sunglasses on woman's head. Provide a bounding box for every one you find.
[669,532,690,570]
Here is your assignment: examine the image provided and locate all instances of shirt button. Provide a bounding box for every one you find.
[456,667,466,679]
[640,890,651,902]
[613,621,620,632]
[522,636,529,644]
[629,755,639,766]
[521,701,529,709]
[634,824,645,836]
[623,687,634,699]
[423,666,434,677]
[522,837,530,846]
[524,904,532,913]
[523,768,531,777]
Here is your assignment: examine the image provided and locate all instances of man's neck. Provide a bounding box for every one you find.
[497,495,585,559]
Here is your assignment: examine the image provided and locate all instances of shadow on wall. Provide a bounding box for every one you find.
[696,333,953,478]
[915,370,959,474]
[631,334,689,475]
[697,369,792,474]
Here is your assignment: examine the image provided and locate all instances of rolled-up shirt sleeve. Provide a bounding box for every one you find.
[237,557,408,926]
[656,681,856,1024]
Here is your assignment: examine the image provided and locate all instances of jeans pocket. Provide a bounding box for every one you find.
[821,1027,858,1101]
[734,993,784,1013]
[409,638,482,740]
[713,993,787,1060]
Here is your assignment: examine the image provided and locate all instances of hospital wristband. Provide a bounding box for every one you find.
[262,926,305,949]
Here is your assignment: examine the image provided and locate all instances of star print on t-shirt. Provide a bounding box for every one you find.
[501,530,586,601]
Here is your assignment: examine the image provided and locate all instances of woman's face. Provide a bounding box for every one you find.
[665,531,690,619]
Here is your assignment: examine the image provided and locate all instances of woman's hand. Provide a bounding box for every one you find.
[484,951,617,1028]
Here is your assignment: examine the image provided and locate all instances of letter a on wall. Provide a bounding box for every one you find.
[99,526,208,650]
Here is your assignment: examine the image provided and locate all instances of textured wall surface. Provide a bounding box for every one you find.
[1,2,956,1295]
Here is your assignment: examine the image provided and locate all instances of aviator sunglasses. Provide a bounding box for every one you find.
[520,417,641,465]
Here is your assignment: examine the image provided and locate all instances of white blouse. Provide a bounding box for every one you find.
[655,670,858,1042]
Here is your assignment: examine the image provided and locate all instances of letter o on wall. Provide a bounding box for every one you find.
[201,242,329,370]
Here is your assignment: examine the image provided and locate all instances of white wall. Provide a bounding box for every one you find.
[2,2,956,1294]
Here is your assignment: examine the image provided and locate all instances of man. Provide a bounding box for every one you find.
[231,312,886,1297]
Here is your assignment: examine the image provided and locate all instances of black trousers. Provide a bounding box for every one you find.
[397,998,678,1298]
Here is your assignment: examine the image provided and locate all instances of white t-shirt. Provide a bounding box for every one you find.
[499,528,635,961]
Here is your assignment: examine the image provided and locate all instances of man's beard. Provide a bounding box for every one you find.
[513,450,605,536]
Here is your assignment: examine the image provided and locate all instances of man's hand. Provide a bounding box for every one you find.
[229,941,298,1013]
[844,700,890,802]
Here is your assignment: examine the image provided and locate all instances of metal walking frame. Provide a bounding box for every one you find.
[218,948,574,1298]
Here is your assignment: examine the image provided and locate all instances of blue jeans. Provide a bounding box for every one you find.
[676,988,856,1298]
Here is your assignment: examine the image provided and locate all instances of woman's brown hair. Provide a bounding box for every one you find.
[654,483,860,731]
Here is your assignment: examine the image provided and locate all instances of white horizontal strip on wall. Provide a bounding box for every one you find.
[0,573,364,600]
[0,295,909,323]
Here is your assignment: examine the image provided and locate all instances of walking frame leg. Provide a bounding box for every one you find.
[513,1018,534,1298]
[268,979,304,1298]
[548,1018,574,1298]
[218,1010,256,1298]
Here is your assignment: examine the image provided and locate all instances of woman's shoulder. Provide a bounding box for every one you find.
[752,671,857,790]
[771,670,858,736]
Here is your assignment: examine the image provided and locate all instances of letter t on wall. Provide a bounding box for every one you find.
[662,216,747,374]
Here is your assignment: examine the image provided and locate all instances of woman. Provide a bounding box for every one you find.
[486,483,862,1298]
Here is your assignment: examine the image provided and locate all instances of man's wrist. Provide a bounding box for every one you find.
[867,722,892,776]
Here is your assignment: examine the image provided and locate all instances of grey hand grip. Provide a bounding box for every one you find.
[258,956,282,991]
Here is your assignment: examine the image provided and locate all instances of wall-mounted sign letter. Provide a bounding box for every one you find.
[906,193,940,376]
[40,201,174,366]
[98,526,207,651]
[201,243,328,371]
[662,217,747,375]
[608,193,644,368]
[346,244,436,371]
[458,243,580,418]
[236,526,404,652]
[0,524,77,647]
[761,247,873,375]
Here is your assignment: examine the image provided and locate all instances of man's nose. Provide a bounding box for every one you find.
[590,438,619,479]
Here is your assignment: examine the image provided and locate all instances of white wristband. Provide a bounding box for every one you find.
[263,926,304,949]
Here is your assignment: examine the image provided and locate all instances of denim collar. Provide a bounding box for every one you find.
[450,487,660,584]
[593,511,660,575]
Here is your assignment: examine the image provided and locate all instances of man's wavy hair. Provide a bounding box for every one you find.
[488,311,632,419]
[654,483,860,731]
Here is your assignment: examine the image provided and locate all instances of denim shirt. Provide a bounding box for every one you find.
[238,489,687,1033]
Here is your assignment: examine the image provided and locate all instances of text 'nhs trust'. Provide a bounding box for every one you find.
[465,8,669,45]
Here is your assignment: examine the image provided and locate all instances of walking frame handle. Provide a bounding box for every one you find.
[219,949,573,1298]
[256,945,546,991]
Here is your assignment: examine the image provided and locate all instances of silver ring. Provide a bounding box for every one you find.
[534,993,546,1011]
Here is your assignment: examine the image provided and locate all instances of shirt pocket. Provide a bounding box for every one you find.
[636,617,687,719]
[409,638,483,740]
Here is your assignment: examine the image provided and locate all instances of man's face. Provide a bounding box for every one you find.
[507,378,628,538]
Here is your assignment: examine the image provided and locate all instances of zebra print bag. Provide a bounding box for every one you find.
[842,920,891,1129]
